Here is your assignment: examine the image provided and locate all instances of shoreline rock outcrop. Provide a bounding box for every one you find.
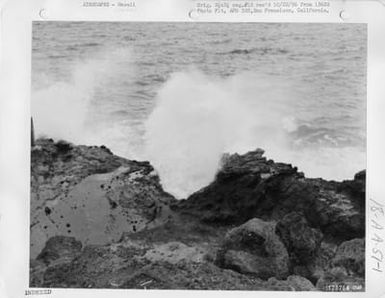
[176,149,365,241]
[30,139,365,291]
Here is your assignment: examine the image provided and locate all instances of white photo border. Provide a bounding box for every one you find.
[0,0,384,297]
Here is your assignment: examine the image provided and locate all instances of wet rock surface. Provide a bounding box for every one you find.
[30,140,365,291]
[30,138,175,258]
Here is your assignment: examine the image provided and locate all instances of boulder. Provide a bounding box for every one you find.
[216,218,290,279]
[276,212,323,264]
[36,236,82,265]
[332,238,365,276]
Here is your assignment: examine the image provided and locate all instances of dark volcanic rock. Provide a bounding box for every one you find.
[30,142,365,291]
[276,212,323,264]
[36,236,82,265]
[216,218,290,279]
[177,149,365,242]
[221,250,273,277]
[332,238,365,276]
[339,170,366,210]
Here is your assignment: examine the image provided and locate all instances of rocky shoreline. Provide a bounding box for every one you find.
[30,138,365,291]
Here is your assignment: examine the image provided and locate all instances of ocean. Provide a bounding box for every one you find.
[32,22,367,198]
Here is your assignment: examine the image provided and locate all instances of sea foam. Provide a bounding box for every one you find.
[32,48,134,151]
[33,60,365,200]
[145,69,365,199]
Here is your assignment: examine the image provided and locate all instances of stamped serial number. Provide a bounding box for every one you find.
[323,283,363,292]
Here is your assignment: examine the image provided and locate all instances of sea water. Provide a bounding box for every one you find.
[32,22,367,198]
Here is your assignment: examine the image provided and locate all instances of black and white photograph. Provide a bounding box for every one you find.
[30,21,367,291]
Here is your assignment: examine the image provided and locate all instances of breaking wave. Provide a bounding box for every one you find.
[31,48,136,157]
[32,59,365,200]
[145,69,365,199]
